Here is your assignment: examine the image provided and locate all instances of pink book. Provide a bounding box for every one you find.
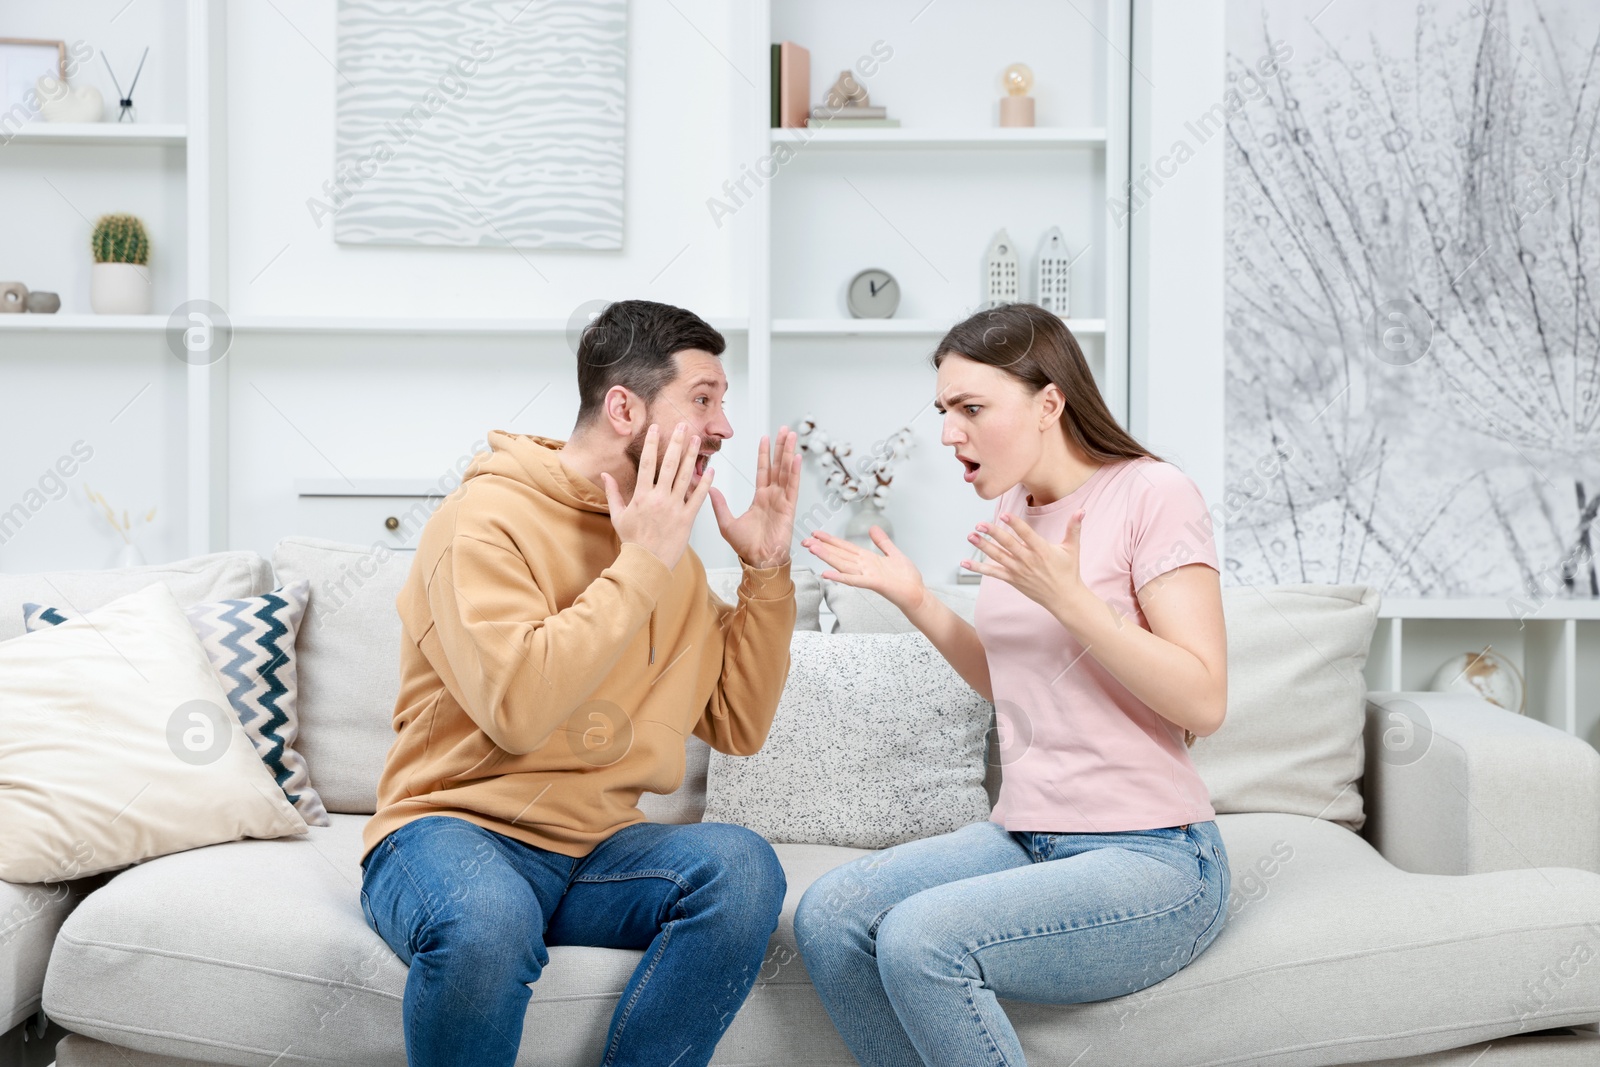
[779,41,810,128]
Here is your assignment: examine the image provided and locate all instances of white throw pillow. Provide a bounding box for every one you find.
[22,581,328,827]
[270,537,412,816]
[1190,583,1379,831]
[703,631,992,848]
[0,582,308,884]
[0,549,274,643]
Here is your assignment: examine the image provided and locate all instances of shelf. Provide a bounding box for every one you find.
[0,314,167,331]
[0,314,1105,338]
[1379,598,1600,621]
[295,478,444,497]
[228,315,750,335]
[773,317,1106,336]
[1,123,187,147]
[768,127,1106,150]
[0,314,756,336]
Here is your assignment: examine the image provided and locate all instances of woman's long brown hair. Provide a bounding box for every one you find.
[932,304,1198,747]
[931,302,1161,465]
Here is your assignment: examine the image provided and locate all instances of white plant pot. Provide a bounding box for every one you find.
[845,501,894,547]
[91,262,151,315]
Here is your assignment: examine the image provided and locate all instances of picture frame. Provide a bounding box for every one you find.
[0,37,67,116]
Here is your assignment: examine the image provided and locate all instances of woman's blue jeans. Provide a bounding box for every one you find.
[358,814,786,1067]
[794,818,1230,1067]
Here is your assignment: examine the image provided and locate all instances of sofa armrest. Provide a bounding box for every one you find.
[1362,691,1600,876]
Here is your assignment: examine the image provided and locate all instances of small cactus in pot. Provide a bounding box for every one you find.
[92,213,150,266]
[89,213,152,314]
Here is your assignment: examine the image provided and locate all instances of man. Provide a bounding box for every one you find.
[358,299,803,1066]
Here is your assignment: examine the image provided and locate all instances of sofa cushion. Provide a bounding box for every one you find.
[270,538,412,816]
[0,549,274,1034]
[0,582,307,885]
[0,550,274,644]
[42,814,869,1067]
[23,580,329,828]
[988,812,1600,1064]
[1190,584,1378,832]
[45,1024,1600,1067]
[42,812,1600,1066]
[703,631,992,848]
[0,874,106,1033]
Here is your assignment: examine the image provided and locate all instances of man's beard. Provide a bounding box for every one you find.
[624,419,716,484]
[624,424,649,477]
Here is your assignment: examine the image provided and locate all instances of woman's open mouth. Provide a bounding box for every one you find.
[958,456,981,483]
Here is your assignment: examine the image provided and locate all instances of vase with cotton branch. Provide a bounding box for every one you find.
[796,417,915,547]
[85,483,156,566]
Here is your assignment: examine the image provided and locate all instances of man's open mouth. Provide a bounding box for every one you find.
[695,452,712,476]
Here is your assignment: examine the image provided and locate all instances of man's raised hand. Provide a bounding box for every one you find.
[709,427,802,569]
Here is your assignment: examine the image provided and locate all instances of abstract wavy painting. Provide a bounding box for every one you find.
[1223,0,1600,603]
[333,0,627,249]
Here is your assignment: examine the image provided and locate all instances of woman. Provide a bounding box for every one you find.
[793,302,1230,1067]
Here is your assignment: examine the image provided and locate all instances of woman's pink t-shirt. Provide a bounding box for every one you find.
[975,456,1220,834]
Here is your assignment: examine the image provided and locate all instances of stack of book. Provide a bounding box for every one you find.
[771,41,901,129]
[806,105,899,129]
[772,42,810,128]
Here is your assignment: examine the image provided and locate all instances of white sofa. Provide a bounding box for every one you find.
[4,540,1600,1067]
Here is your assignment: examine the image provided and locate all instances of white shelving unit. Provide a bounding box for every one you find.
[772,317,1107,336]
[1367,601,1600,745]
[226,316,750,336]
[0,0,223,554]
[0,314,169,331]
[767,127,1108,150]
[1,122,187,147]
[745,2,1131,437]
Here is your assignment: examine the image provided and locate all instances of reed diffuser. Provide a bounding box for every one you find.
[84,483,156,566]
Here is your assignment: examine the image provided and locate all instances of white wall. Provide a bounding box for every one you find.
[1129,0,1227,561]
[224,0,744,320]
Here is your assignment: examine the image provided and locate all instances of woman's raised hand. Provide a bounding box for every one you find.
[801,526,928,614]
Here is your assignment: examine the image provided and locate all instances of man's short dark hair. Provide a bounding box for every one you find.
[575,300,726,426]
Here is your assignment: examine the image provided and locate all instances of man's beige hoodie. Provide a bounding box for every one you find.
[360,430,795,864]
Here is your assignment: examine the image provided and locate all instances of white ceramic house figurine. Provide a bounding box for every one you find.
[1035,226,1071,315]
[985,229,1020,308]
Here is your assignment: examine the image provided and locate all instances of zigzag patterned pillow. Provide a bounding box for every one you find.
[23,580,330,827]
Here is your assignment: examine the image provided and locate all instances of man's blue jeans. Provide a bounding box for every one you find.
[794,818,1231,1066]
[359,814,786,1067]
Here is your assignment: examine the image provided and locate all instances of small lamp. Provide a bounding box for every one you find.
[999,62,1035,127]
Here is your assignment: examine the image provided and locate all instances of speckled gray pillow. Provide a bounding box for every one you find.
[703,631,993,848]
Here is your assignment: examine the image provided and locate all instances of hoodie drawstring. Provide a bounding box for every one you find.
[649,609,655,665]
